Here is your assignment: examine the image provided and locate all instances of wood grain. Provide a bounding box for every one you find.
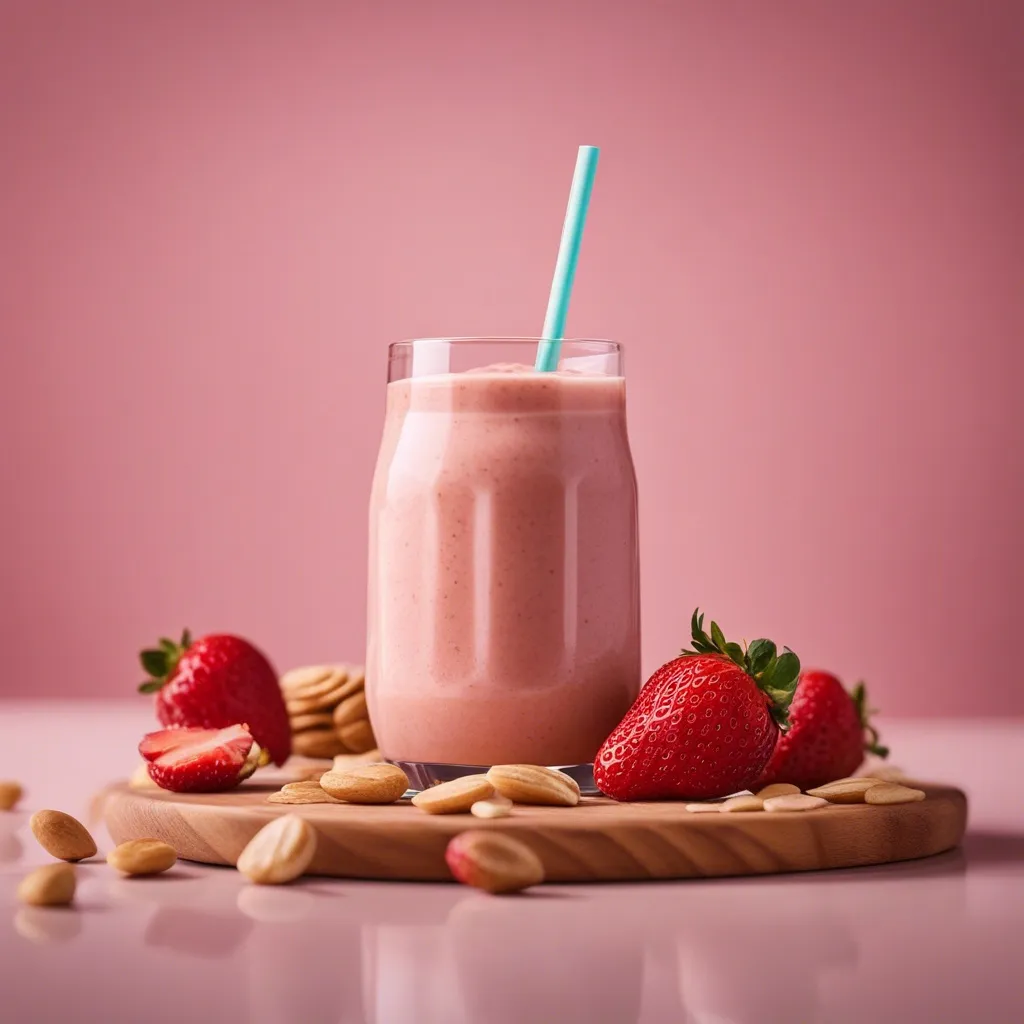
[104,780,967,883]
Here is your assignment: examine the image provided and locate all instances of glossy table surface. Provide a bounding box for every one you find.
[1,703,1022,1024]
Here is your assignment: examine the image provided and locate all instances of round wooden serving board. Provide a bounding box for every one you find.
[104,779,967,883]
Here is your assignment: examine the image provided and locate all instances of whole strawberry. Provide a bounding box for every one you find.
[594,611,800,801]
[754,671,887,790]
[138,631,291,766]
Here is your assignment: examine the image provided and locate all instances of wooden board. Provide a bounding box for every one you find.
[103,779,967,883]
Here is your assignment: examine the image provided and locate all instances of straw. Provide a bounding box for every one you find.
[535,145,600,372]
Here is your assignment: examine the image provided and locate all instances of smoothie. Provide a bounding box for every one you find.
[366,361,640,767]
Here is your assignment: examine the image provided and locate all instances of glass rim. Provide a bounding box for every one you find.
[390,336,622,353]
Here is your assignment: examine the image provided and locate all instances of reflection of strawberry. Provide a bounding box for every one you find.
[754,671,888,790]
[138,632,291,766]
[594,611,800,801]
[139,724,261,792]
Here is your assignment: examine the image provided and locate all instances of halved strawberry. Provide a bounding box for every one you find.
[139,725,261,793]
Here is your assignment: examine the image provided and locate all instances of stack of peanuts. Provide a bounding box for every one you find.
[280,664,377,760]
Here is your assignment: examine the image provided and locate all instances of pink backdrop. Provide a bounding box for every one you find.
[2,1,1022,715]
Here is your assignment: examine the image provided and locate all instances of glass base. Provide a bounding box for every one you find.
[389,759,598,796]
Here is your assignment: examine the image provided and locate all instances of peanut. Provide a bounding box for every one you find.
[720,795,764,813]
[864,783,926,805]
[319,763,408,804]
[763,794,829,813]
[445,830,545,893]
[237,814,317,885]
[268,781,343,805]
[755,783,801,800]
[862,765,911,784]
[30,810,98,862]
[0,780,23,811]
[470,796,514,819]
[412,775,494,814]
[486,765,580,807]
[685,802,725,813]
[806,778,884,803]
[17,863,76,906]
[107,838,178,876]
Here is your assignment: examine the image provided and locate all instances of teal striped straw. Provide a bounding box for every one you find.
[535,145,600,372]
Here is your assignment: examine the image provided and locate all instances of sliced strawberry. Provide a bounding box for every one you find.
[139,727,208,762]
[138,724,256,793]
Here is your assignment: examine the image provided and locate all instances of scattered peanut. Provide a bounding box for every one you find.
[862,765,911,784]
[412,775,495,814]
[445,830,545,893]
[721,795,764,813]
[268,781,343,805]
[685,802,725,813]
[0,780,23,811]
[486,764,580,807]
[319,763,409,804]
[864,783,926,805]
[30,810,98,862]
[237,814,317,885]
[755,783,801,800]
[763,794,829,813]
[107,838,178,876]
[17,863,76,906]
[806,778,884,803]
[470,796,514,819]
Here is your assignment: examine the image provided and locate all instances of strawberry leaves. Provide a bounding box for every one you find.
[682,609,800,730]
[852,681,889,758]
[138,629,193,694]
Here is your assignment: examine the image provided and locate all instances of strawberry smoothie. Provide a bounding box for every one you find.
[367,346,640,772]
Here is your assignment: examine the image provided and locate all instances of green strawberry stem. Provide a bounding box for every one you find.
[851,681,889,758]
[138,629,193,694]
[682,609,800,731]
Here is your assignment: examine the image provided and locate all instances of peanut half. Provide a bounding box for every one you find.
[864,783,926,805]
[237,814,317,885]
[0,780,23,811]
[319,763,409,804]
[755,783,801,800]
[446,831,545,893]
[412,775,494,814]
[268,781,343,805]
[806,778,884,803]
[685,802,726,813]
[18,863,76,906]
[763,794,829,813]
[30,810,98,862]
[862,765,911,784]
[720,795,764,813]
[486,765,580,807]
[107,839,178,876]
[470,796,514,819]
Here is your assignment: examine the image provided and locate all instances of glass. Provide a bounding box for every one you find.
[365,338,641,791]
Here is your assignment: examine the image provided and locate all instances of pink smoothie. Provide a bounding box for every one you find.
[366,364,640,766]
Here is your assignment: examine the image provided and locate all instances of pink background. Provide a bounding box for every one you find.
[1,1,1021,715]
